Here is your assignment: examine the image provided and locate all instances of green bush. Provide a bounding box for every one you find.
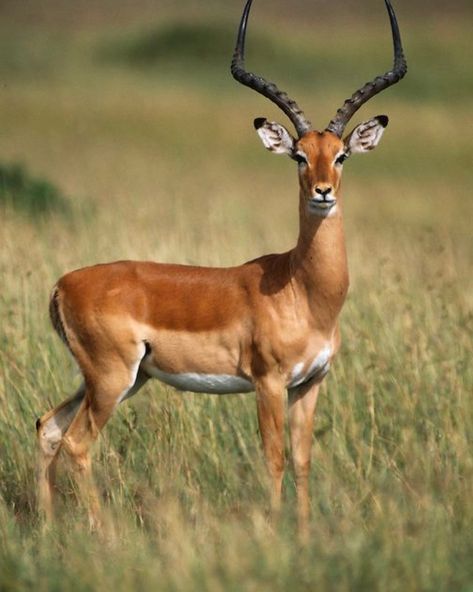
[101,21,280,68]
[0,163,70,218]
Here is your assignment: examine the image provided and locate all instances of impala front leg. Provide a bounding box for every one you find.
[255,379,285,517]
[288,380,321,542]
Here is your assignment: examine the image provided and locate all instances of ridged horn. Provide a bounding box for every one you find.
[326,0,407,138]
[231,0,312,138]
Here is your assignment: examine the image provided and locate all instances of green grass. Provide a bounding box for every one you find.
[0,4,472,591]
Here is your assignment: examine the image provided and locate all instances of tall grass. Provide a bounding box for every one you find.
[0,5,472,591]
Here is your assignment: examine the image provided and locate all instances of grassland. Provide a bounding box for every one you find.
[0,1,472,590]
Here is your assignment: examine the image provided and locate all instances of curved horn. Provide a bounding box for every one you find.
[326,0,407,138]
[231,0,312,138]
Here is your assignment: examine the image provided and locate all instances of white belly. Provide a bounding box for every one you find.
[140,344,332,394]
[142,364,254,394]
[287,345,332,389]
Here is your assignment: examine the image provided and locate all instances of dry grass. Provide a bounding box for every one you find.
[0,4,472,590]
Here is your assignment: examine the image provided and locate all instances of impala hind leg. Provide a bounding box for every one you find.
[36,385,86,521]
[255,381,286,517]
[288,381,321,543]
[60,366,149,530]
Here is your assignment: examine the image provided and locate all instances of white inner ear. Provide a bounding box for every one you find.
[345,118,387,154]
[257,121,295,155]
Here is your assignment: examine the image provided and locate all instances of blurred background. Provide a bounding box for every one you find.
[0,1,472,590]
[0,0,471,267]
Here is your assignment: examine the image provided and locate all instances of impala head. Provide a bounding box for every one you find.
[231,0,407,218]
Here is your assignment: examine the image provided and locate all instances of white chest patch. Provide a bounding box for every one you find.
[143,364,254,394]
[288,345,332,388]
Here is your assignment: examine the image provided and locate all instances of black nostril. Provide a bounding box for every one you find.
[315,187,332,197]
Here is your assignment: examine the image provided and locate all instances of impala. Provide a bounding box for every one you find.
[36,0,406,536]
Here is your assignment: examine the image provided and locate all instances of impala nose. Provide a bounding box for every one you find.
[315,186,333,198]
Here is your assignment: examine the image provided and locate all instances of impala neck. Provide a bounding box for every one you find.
[290,190,349,324]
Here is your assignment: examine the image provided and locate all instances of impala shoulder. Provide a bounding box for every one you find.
[242,252,292,289]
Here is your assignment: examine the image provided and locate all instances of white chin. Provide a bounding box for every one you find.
[308,204,337,218]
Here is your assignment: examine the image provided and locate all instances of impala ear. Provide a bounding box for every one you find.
[344,115,389,154]
[254,118,296,155]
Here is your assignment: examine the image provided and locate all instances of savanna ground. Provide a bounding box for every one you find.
[0,1,472,590]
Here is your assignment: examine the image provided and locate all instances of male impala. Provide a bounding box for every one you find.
[36,0,406,536]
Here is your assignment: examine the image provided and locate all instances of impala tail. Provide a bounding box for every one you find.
[48,286,71,352]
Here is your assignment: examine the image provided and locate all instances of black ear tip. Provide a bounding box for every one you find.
[376,115,389,128]
[254,117,267,130]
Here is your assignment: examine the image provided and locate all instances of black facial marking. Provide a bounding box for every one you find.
[292,153,307,165]
[335,153,348,165]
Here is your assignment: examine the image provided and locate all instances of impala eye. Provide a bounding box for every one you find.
[335,153,348,166]
[293,152,308,165]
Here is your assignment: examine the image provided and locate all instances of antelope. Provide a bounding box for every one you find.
[36,0,406,537]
